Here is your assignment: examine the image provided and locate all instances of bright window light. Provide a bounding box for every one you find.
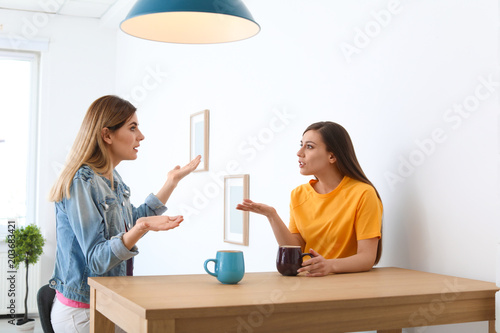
[0,51,39,231]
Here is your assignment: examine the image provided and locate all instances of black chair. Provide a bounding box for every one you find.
[37,284,55,333]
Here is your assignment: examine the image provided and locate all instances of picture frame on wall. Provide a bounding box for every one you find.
[190,109,209,172]
[224,174,249,246]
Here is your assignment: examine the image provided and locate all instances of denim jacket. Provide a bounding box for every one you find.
[49,165,167,304]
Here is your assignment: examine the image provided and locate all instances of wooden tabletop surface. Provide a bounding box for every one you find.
[88,267,498,320]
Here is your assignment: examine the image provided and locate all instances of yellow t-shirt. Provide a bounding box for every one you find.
[288,176,382,259]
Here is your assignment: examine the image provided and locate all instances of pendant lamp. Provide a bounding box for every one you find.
[120,0,260,44]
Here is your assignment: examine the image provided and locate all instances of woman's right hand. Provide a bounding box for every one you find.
[156,156,202,205]
[237,199,303,248]
[167,155,202,184]
[236,199,276,217]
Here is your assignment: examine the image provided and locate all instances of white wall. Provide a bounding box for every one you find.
[114,1,499,332]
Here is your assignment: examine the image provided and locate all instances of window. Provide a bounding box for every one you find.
[0,50,39,237]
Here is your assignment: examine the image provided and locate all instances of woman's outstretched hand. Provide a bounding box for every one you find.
[236,199,276,217]
[123,215,184,250]
[237,199,304,248]
[167,155,201,183]
[156,156,201,205]
[138,215,183,232]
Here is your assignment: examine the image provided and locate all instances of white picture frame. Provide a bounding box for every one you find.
[190,109,209,172]
[224,174,249,246]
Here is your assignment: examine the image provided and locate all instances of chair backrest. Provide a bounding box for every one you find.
[37,284,55,333]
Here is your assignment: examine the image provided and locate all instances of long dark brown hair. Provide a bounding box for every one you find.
[304,121,383,264]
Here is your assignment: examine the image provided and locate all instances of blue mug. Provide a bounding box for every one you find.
[204,250,245,284]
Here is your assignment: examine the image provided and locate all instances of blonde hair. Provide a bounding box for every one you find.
[49,95,136,202]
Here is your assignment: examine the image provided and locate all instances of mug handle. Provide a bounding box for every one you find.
[301,253,313,261]
[204,259,218,277]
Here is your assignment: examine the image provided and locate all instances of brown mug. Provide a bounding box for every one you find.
[276,245,313,276]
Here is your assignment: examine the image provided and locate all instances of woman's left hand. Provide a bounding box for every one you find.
[138,215,184,232]
[297,249,332,277]
[167,155,201,183]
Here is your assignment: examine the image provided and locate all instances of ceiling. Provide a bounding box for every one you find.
[0,0,133,19]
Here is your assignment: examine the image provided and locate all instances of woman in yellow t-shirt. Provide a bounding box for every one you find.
[237,121,383,276]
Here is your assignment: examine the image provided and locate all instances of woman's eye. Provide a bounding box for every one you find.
[307,145,313,149]
[130,127,136,131]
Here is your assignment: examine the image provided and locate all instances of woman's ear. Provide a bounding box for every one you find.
[329,153,337,164]
[101,127,112,145]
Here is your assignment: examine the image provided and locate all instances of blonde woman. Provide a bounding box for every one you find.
[48,95,200,332]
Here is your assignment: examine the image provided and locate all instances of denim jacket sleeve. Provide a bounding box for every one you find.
[65,175,137,275]
[131,193,168,223]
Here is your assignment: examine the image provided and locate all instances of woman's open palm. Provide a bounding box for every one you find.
[236,199,276,217]
[168,155,201,182]
[141,215,183,232]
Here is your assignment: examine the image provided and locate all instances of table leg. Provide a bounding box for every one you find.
[488,320,495,333]
[378,330,403,333]
[90,287,114,333]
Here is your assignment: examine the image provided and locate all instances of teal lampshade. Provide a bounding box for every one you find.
[120,0,260,44]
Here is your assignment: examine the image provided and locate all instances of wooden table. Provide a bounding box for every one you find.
[88,267,498,333]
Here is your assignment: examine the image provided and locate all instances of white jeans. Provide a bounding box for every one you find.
[50,296,127,333]
[50,296,90,333]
